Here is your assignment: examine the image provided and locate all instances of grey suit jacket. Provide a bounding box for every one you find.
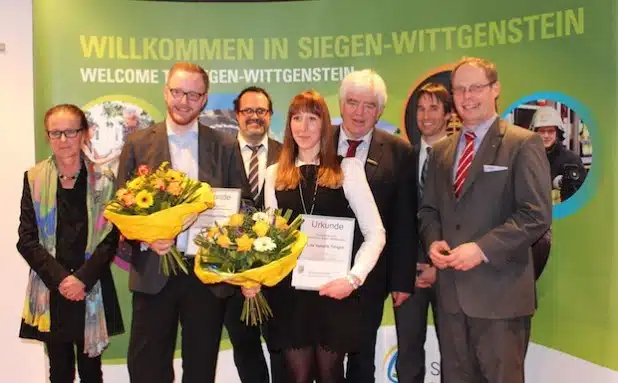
[116,122,252,294]
[418,118,552,318]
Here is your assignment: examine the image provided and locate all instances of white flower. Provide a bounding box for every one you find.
[252,212,270,222]
[253,236,277,252]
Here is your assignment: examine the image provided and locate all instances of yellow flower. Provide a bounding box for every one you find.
[127,176,146,191]
[115,188,128,199]
[207,226,220,239]
[150,178,165,191]
[135,190,154,209]
[216,235,232,248]
[275,216,288,230]
[228,213,245,227]
[252,221,270,237]
[165,169,183,183]
[167,181,183,196]
[236,234,254,252]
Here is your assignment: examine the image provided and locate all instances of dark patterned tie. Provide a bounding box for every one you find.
[419,146,432,199]
[247,144,263,200]
[346,139,362,158]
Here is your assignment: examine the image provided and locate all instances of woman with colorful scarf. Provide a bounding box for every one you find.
[17,104,124,382]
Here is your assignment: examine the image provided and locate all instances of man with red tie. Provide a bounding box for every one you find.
[336,69,418,383]
[418,57,552,383]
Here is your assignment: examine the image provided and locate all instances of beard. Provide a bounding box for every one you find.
[243,118,268,137]
[167,105,202,126]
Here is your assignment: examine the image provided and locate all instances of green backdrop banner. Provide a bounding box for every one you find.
[33,0,616,381]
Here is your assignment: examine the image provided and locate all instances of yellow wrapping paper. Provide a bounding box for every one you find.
[194,231,308,288]
[103,182,215,243]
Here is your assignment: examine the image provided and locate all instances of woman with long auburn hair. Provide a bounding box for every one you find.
[247,90,385,382]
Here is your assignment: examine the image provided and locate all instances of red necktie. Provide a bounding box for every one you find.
[346,140,362,158]
[454,131,476,198]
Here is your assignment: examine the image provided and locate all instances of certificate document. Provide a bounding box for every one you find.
[185,188,241,255]
[291,214,355,291]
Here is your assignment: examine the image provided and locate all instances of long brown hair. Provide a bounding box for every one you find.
[276,90,343,190]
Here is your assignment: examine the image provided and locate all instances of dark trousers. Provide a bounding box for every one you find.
[127,270,227,383]
[345,290,387,383]
[438,312,531,383]
[394,286,440,383]
[45,340,102,383]
[225,289,286,383]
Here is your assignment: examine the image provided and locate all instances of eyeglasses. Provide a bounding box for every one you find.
[452,82,495,95]
[168,87,205,102]
[239,108,270,117]
[47,128,84,139]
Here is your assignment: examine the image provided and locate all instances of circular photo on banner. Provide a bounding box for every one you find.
[82,96,161,175]
[402,65,460,146]
[503,98,593,207]
[82,95,162,271]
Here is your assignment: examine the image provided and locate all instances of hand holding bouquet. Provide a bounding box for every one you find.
[193,209,307,325]
[104,162,215,275]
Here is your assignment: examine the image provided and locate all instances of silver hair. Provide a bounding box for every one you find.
[338,69,388,110]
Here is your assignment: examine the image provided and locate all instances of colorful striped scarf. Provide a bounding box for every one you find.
[22,156,114,357]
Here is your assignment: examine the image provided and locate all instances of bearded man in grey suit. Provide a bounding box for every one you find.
[418,57,552,383]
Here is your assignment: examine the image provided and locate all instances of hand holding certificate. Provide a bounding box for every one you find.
[291,215,356,292]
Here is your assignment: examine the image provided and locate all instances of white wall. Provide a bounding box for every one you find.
[0,0,46,381]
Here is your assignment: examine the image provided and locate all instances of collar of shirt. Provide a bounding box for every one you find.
[237,133,269,153]
[338,125,374,152]
[460,114,498,150]
[295,157,320,167]
[166,117,199,143]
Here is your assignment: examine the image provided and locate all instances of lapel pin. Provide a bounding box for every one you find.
[367,158,378,166]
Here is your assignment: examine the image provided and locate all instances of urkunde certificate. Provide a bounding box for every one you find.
[291,215,355,291]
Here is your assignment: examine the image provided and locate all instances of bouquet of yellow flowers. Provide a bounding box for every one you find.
[193,209,307,325]
[104,162,215,275]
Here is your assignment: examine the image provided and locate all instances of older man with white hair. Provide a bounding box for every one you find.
[335,69,418,383]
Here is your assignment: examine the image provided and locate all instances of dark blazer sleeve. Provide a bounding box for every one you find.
[476,134,552,268]
[74,227,120,291]
[115,133,142,260]
[117,135,137,189]
[387,143,418,293]
[16,172,70,289]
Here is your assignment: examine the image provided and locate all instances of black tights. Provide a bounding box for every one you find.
[283,345,345,383]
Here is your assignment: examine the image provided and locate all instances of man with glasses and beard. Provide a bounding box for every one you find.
[117,61,252,383]
[225,86,284,383]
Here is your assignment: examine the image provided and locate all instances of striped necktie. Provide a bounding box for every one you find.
[454,131,476,198]
[247,144,262,200]
[419,146,431,199]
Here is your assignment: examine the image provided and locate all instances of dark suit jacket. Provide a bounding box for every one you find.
[335,127,418,296]
[241,137,282,209]
[418,118,552,318]
[413,144,431,264]
[117,122,252,294]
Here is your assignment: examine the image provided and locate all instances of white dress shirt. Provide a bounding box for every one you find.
[166,117,199,252]
[418,138,431,185]
[237,133,269,195]
[337,126,374,163]
[264,157,386,284]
